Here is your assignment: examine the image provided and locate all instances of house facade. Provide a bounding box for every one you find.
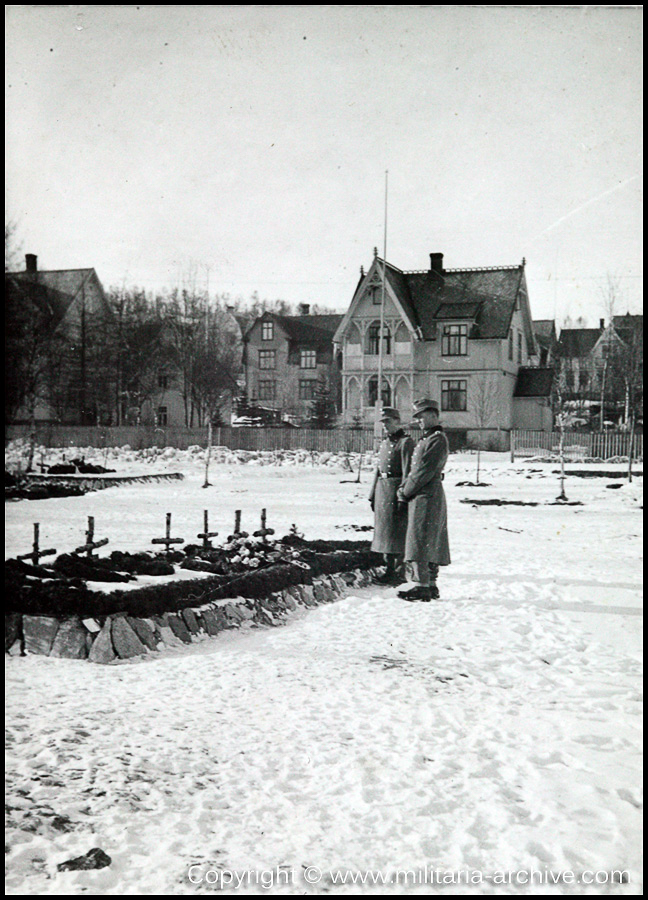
[556,315,643,427]
[334,251,553,446]
[242,306,343,424]
[137,309,244,428]
[6,253,114,425]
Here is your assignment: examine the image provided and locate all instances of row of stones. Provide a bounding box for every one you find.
[5,568,381,663]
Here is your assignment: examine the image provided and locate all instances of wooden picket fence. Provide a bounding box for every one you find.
[5,424,379,454]
[511,430,643,462]
[6,424,643,461]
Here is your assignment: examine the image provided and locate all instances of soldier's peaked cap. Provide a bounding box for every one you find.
[380,407,400,421]
[412,398,440,417]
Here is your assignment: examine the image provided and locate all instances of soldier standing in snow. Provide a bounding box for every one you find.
[397,398,451,601]
[368,407,414,585]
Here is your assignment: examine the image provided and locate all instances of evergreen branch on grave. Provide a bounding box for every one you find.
[5,563,95,617]
[52,553,134,583]
[107,551,175,576]
[6,482,88,500]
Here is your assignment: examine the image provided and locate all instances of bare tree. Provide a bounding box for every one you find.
[597,274,626,431]
[551,366,571,501]
[469,373,499,484]
[5,275,67,466]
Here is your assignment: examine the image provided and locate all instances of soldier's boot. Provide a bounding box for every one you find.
[398,584,432,602]
[374,557,404,586]
[428,563,440,600]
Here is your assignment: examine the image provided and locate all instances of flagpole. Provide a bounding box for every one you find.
[375,170,389,439]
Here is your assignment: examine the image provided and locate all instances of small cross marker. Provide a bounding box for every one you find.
[253,508,275,542]
[227,509,249,541]
[73,516,109,558]
[197,510,218,551]
[17,523,56,567]
[152,513,184,554]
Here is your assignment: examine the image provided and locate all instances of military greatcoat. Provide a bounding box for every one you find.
[368,429,414,555]
[398,426,451,566]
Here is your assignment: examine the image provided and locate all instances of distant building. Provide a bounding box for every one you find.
[6,253,113,424]
[137,308,244,428]
[242,305,343,424]
[556,314,643,427]
[333,250,553,445]
[532,319,558,366]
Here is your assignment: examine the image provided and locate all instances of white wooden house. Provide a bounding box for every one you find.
[334,251,553,446]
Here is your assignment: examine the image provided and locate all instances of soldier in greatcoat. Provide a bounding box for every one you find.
[396,398,451,601]
[368,407,414,585]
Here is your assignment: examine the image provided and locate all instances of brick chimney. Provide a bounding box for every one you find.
[25,253,38,275]
[600,318,605,329]
[298,303,310,316]
[429,252,444,276]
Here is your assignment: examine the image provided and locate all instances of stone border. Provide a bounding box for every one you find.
[5,568,382,663]
[21,472,185,490]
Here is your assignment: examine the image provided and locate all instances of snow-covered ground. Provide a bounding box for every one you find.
[5,446,643,894]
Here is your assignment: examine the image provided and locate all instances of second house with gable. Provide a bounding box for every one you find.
[334,251,553,445]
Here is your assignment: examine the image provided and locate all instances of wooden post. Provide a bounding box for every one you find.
[202,422,212,488]
[197,509,218,550]
[151,513,184,554]
[628,418,635,483]
[17,523,56,567]
[510,430,515,463]
[73,516,110,558]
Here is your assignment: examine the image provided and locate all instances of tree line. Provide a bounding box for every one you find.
[5,257,337,428]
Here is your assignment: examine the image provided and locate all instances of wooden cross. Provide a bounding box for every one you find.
[227,509,247,541]
[151,512,184,554]
[253,508,275,542]
[73,516,109,558]
[196,510,218,551]
[17,523,56,567]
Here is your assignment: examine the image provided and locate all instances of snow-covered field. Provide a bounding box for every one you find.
[5,445,643,894]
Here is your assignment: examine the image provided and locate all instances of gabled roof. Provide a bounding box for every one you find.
[514,367,554,397]
[612,313,643,345]
[245,312,343,344]
[556,328,603,358]
[533,319,557,347]
[7,267,101,330]
[336,255,529,344]
[275,313,343,343]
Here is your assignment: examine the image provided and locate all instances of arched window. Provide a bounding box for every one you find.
[367,376,391,408]
[346,377,361,411]
[366,322,391,355]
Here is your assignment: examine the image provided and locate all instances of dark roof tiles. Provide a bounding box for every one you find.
[557,328,602,358]
[273,313,343,344]
[379,259,525,340]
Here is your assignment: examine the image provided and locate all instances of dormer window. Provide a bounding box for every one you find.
[442,324,467,356]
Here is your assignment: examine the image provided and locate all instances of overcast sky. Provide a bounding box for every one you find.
[5,5,643,324]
